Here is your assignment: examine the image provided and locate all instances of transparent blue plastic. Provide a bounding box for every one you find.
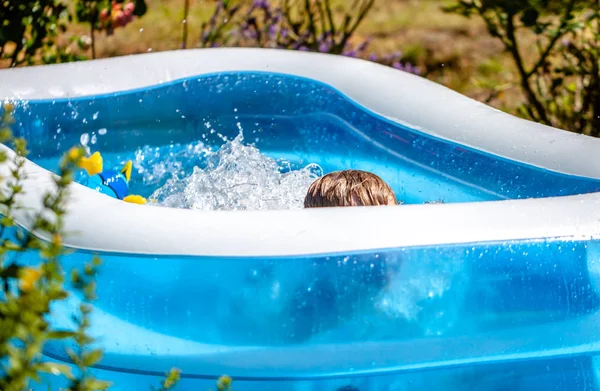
[6,72,600,390]
[19,237,600,390]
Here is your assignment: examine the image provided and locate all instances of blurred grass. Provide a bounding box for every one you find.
[60,0,530,113]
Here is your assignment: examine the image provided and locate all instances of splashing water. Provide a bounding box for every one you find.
[376,249,469,336]
[144,133,323,211]
[133,140,210,189]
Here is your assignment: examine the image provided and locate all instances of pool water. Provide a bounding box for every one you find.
[11,72,600,209]
[6,71,600,390]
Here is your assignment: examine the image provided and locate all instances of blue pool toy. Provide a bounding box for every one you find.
[78,152,146,204]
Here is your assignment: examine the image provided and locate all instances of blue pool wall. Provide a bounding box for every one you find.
[8,72,600,205]
[11,234,600,381]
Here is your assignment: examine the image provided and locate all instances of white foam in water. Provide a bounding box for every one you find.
[144,132,323,211]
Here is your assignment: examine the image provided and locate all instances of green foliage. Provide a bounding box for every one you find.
[74,0,148,58]
[152,369,181,391]
[0,0,71,67]
[199,0,375,54]
[0,105,180,390]
[444,0,600,135]
[216,375,232,391]
[197,0,418,72]
[0,0,148,65]
[0,102,110,390]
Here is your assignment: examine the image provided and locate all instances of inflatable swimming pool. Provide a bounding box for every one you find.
[2,48,600,390]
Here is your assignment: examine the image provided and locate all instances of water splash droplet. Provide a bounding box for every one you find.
[148,130,322,211]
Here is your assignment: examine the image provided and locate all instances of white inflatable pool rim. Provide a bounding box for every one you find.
[0,48,599,257]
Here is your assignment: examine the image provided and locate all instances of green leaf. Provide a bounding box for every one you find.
[85,378,113,390]
[520,7,539,27]
[47,330,76,340]
[83,349,103,366]
[37,362,75,380]
[134,0,148,17]
[65,347,78,362]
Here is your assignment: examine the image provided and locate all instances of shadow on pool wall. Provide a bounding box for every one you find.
[10,72,600,206]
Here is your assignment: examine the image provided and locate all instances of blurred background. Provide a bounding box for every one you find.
[1,0,598,135]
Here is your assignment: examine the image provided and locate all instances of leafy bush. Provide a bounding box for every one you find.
[445,0,599,135]
[199,0,420,74]
[0,104,183,390]
[0,0,74,66]
[0,103,110,390]
[0,0,148,65]
[75,0,148,58]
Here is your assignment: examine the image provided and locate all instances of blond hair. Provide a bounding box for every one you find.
[304,170,397,208]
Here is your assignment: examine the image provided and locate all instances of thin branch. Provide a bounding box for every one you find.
[324,0,336,36]
[505,13,550,124]
[346,0,375,36]
[316,0,328,37]
[282,0,304,41]
[304,0,317,48]
[9,44,22,67]
[181,0,190,49]
[90,23,96,60]
[338,0,374,52]
[527,0,577,78]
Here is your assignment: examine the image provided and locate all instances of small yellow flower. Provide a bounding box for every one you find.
[52,233,62,246]
[67,147,82,162]
[217,375,232,390]
[19,267,41,292]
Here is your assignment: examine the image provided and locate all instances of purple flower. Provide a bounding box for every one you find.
[299,46,309,51]
[243,29,258,39]
[405,64,421,75]
[368,53,378,62]
[268,24,278,39]
[319,41,332,52]
[280,28,288,38]
[392,62,404,70]
[343,49,358,58]
[357,40,370,52]
[253,0,270,9]
[391,62,420,75]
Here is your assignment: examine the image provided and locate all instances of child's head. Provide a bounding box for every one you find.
[304,169,397,208]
